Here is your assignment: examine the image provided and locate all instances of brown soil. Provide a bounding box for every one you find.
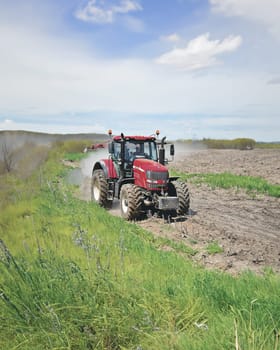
[174,148,280,184]
[78,149,280,275]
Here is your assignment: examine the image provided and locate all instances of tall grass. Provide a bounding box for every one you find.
[1,144,280,349]
[256,143,280,149]
[202,138,256,150]
[177,138,257,150]
[64,152,88,162]
[172,171,280,198]
[177,138,280,149]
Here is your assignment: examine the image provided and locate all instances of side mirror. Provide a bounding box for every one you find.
[170,144,175,156]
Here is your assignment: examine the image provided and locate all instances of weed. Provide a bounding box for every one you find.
[64,152,87,162]
[206,241,224,255]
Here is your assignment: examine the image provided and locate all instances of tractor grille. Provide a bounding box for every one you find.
[146,170,168,181]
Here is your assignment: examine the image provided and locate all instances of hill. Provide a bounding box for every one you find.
[0,130,107,152]
[0,130,108,175]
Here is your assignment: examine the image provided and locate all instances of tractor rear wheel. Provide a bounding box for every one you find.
[169,180,190,216]
[120,184,143,220]
[91,169,112,208]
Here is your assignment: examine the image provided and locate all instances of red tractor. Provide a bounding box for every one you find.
[91,130,190,220]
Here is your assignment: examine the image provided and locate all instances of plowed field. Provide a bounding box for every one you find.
[79,149,280,275]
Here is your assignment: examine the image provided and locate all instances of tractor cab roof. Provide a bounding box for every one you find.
[113,135,156,142]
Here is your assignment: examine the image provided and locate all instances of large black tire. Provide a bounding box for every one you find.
[91,169,112,208]
[169,180,190,216]
[120,184,143,220]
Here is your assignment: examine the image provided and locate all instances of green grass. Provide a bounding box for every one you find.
[1,145,280,349]
[64,151,88,162]
[202,138,256,150]
[256,142,280,149]
[206,241,224,255]
[172,170,280,198]
[177,138,280,149]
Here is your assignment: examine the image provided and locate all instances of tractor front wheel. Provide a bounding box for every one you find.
[120,184,143,220]
[91,169,112,208]
[169,180,190,216]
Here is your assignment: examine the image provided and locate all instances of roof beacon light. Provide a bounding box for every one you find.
[156,130,160,138]
[108,129,112,137]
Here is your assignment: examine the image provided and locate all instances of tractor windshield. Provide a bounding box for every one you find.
[125,140,158,162]
[111,139,158,163]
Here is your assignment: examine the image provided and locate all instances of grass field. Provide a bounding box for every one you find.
[177,138,280,149]
[1,141,280,349]
[172,170,280,198]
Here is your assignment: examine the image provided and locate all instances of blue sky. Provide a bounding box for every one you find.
[0,0,279,140]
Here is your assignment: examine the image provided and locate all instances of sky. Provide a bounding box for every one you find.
[0,0,280,141]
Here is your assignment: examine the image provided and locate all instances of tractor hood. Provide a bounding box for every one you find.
[133,158,168,173]
[132,159,169,190]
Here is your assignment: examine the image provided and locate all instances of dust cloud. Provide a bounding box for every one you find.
[77,149,121,215]
[172,141,206,163]
[80,149,108,177]
[69,149,110,202]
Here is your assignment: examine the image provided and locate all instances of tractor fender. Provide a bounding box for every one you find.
[168,176,179,182]
[92,159,118,179]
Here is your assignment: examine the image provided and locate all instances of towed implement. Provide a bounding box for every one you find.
[91,130,190,220]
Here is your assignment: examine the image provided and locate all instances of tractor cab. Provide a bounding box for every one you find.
[108,135,159,178]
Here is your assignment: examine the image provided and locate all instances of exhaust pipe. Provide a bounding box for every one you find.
[159,136,166,165]
[120,132,125,178]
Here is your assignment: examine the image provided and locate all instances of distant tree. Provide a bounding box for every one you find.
[234,138,256,150]
[1,142,14,172]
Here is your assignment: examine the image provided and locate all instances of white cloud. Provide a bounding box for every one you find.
[0,3,279,141]
[0,119,106,134]
[161,33,181,42]
[75,0,142,24]
[3,119,13,125]
[267,77,280,85]
[123,15,145,32]
[113,0,142,13]
[0,23,272,119]
[76,1,113,24]
[155,33,242,71]
[210,0,280,37]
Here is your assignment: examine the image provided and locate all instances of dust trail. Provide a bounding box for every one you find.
[173,141,206,163]
[79,149,122,215]
[78,149,109,202]
[80,149,108,177]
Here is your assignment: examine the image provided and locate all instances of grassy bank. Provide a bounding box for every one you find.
[1,143,280,349]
